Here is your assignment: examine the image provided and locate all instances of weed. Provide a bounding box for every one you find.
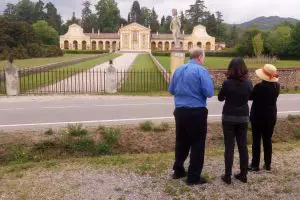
[293,129,300,139]
[33,140,57,152]
[287,115,300,121]
[139,121,154,132]
[69,137,95,153]
[97,125,106,132]
[7,145,30,164]
[96,142,111,155]
[103,128,120,145]
[45,128,54,135]
[153,122,170,132]
[67,124,88,137]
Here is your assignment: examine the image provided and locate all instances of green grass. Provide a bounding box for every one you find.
[19,53,121,93]
[119,54,168,93]
[155,56,300,70]
[0,54,102,69]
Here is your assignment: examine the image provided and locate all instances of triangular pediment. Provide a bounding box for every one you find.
[119,22,151,32]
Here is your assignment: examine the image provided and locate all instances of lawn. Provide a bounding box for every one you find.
[119,54,169,93]
[0,54,101,69]
[20,53,121,93]
[155,56,300,71]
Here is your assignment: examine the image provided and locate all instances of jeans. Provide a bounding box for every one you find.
[222,121,249,176]
[173,107,208,182]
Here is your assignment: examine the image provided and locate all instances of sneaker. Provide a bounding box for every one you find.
[221,174,232,185]
[234,173,247,183]
[186,177,208,186]
[172,171,187,179]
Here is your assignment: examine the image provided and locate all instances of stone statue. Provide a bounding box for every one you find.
[170,9,181,48]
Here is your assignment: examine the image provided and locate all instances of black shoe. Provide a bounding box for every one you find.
[172,171,187,179]
[221,174,232,185]
[248,166,260,172]
[186,177,208,186]
[234,173,247,183]
[263,164,271,171]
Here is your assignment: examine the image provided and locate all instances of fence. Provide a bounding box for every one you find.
[17,68,170,94]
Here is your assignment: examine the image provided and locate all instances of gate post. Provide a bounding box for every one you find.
[105,60,117,93]
[5,56,20,96]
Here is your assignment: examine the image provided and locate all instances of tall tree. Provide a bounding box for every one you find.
[45,2,62,32]
[252,33,264,56]
[288,22,300,57]
[34,0,45,21]
[160,15,166,27]
[14,0,36,23]
[236,28,261,56]
[3,3,17,17]
[32,20,59,45]
[265,25,291,55]
[186,0,207,26]
[128,1,141,23]
[180,11,193,34]
[227,25,239,47]
[150,7,159,33]
[95,0,121,32]
[81,1,96,33]
[60,12,80,35]
[140,7,151,27]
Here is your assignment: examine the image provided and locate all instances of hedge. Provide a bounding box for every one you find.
[64,50,109,54]
[152,50,240,57]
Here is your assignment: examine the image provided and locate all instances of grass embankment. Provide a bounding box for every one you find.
[0,54,101,69]
[119,54,168,93]
[19,53,121,93]
[0,116,300,199]
[155,56,300,71]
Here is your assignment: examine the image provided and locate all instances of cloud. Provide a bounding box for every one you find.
[0,0,300,24]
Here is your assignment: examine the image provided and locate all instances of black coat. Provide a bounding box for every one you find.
[250,81,280,123]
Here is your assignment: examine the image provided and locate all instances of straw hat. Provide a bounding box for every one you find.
[255,64,279,82]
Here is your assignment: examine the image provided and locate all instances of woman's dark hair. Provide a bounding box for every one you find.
[226,57,248,80]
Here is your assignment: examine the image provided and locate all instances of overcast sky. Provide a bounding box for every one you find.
[1,0,299,24]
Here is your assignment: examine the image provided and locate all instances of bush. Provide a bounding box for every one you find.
[27,43,44,58]
[293,129,300,139]
[103,128,120,145]
[287,115,300,121]
[69,137,95,153]
[153,122,170,132]
[139,121,154,132]
[33,140,57,152]
[11,45,29,59]
[7,145,30,164]
[44,45,64,57]
[67,124,88,137]
[152,50,239,57]
[45,128,54,135]
[96,142,111,155]
[64,50,109,54]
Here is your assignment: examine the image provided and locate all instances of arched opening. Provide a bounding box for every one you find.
[105,41,110,51]
[197,42,202,48]
[165,41,170,51]
[92,41,97,50]
[82,41,87,50]
[73,40,78,50]
[188,42,193,50]
[171,42,175,50]
[180,42,183,49]
[112,41,117,52]
[158,42,163,51]
[98,41,103,51]
[64,40,69,50]
[206,42,211,51]
[151,42,156,51]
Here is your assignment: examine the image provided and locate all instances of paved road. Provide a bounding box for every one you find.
[0,94,299,130]
[37,53,138,93]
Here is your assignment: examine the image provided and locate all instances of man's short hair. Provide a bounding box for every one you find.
[189,48,205,59]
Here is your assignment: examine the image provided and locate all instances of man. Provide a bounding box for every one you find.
[168,48,214,185]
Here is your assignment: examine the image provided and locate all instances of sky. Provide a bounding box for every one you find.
[0,0,300,24]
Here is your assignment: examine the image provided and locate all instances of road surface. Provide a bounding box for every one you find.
[0,94,300,130]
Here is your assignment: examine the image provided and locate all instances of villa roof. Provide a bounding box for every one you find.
[87,33,120,39]
[151,34,185,40]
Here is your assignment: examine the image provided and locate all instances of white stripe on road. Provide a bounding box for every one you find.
[0,111,299,128]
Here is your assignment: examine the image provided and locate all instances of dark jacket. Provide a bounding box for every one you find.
[250,81,280,123]
[218,78,253,123]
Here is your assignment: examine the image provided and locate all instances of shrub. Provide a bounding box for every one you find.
[27,43,44,58]
[45,128,54,135]
[152,50,239,57]
[293,129,300,139]
[33,140,57,152]
[153,122,170,132]
[67,124,88,137]
[287,115,300,121]
[44,45,64,57]
[139,121,154,132]
[69,137,95,153]
[97,125,106,132]
[103,128,120,145]
[96,142,111,155]
[11,45,29,59]
[7,145,30,163]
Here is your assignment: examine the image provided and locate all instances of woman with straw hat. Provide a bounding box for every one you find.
[248,64,280,172]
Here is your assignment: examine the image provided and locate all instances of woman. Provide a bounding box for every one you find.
[249,64,280,172]
[218,58,253,184]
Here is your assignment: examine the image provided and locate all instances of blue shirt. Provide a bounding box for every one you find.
[168,59,214,108]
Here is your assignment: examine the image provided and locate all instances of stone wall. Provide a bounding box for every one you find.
[210,68,300,89]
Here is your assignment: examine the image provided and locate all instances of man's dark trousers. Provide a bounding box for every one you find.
[173,107,208,182]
